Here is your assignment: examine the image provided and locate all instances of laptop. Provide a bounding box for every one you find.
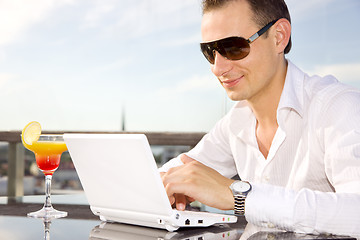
[63,133,237,231]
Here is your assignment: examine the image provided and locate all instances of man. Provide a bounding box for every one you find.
[160,0,360,237]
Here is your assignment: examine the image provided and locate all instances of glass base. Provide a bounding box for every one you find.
[27,207,67,220]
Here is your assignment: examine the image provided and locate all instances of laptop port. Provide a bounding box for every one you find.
[198,219,203,224]
[185,219,190,225]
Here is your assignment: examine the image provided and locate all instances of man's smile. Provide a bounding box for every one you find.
[220,76,244,88]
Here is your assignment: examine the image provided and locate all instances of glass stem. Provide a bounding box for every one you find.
[44,175,53,208]
[44,220,51,240]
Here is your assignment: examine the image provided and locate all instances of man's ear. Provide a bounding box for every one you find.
[274,18,291,54]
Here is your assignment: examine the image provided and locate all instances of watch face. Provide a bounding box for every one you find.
[233,181,251,193]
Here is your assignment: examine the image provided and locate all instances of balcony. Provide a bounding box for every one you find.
[0,131,205,197]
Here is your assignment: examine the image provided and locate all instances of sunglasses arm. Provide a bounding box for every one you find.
[247,19,279,44]
[248,33,259,43]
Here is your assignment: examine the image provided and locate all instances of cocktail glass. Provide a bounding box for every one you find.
[22,134,68,219]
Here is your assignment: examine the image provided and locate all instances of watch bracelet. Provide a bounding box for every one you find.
[234,195,246,215]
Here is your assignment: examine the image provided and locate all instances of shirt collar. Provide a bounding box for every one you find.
[229,101,256,141]
[277,60,305,119]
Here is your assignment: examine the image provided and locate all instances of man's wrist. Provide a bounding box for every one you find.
[229,181,252,215]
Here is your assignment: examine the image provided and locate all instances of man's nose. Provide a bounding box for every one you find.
[211,50,232,77]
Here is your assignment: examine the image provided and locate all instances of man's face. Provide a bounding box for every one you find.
[201,0,280,102]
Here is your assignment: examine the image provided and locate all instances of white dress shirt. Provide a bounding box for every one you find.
[159,60,360,237]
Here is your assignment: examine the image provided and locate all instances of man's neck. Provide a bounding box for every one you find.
[248,59,288,128]
[248,59,288,158]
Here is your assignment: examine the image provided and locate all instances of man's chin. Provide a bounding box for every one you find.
[225,91,245,102]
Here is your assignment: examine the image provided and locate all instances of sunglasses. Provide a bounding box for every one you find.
[200,19,278,64]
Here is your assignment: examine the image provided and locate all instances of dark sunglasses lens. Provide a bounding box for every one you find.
[201,37,251,64]
[200,43,215,64]
[221,37,250,60]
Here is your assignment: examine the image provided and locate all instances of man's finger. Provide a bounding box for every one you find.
[175,194,187,211]
[169,195,175,205]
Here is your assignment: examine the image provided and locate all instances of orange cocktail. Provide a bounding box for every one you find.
[29,139,67,175]
[21,122,68,219]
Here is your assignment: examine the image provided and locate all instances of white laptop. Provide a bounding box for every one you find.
[63,134,237,231]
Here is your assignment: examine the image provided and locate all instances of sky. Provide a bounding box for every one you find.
[0,0,360,132]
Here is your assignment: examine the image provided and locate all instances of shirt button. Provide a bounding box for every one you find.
[264,176,270,182]
[267,222,275,228]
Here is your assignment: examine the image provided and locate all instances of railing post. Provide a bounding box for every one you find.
[7,142,25,197]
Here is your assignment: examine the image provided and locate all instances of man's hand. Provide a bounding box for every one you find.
[161,154,234,211]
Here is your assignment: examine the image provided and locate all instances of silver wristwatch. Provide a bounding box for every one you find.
[229,180,252,215]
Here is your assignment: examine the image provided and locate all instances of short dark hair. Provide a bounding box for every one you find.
[201,0,292,54]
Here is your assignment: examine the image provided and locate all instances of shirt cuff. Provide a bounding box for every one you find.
[245,182,360,236]
[334,181,360,193]
[157,155,184,172]
[245,182,296,231]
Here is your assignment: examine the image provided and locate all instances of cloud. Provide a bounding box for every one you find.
[0,0,75,46]
[93,58,136,73]
[0,73,16,89]
[157,74,218,98]
[0,72,34,97]
[308,62,360,85]
[175,75,217,92]
[81,0,201,39]
[162,33,201,47]
[82,0,117,28]
[0,0,201,46]
[286,0,336,21]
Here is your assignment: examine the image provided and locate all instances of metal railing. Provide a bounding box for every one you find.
[0,131,206,197]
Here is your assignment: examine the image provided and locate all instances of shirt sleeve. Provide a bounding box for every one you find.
[320,88,360,193]
[157,154,184,172]
[185,118,237,178]
[158,111,238,178]
[245,182,360,238]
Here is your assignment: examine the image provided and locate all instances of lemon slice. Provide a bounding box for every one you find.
[21,121,41,147]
